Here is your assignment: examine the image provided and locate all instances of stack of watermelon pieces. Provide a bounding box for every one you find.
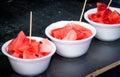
[51,23,92,40]
[88,2,120,24]
[8,31,52,59]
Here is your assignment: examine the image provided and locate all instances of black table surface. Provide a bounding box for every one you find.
[0,0,120,77]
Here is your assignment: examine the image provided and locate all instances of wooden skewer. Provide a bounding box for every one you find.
[79,0,88,22]
[107,0,112,9]
[29,11,32,44]
[86,60,120,77]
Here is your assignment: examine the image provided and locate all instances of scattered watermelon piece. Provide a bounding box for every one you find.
[88,2,120,24]
[8,31,52,59]
[51,23,92,40]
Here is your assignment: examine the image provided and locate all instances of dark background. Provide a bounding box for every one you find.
[0,0,120,77]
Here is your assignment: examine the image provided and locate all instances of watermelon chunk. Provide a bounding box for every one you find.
[51,24,72,40]
[88,13,104,23]
[63,30,77,40]
[39,38,52,53]
[8,31,27,54]
[97,2,107,12]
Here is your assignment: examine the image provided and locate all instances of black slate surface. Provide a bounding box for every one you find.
[97,65,120,77]
[0,0,120,77]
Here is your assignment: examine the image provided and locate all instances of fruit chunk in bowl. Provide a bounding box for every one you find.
[45,21,96,58]
[1,31,56,76]
[51,22,93,41]
[84,2,120,41]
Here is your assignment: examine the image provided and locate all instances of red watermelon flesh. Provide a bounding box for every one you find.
[51,24,72,40]
[39,38,52,53]
[107,10,120,24]
[88,2,120,24]
[63,30,77,40]
[97,2,107,12]
[8,31,27,54]
[51,23,92,40]
[7,31,52,59]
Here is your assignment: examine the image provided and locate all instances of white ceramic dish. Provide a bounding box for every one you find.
[84,7,120,41]
[1,37,56,76]
[45,21,96,58]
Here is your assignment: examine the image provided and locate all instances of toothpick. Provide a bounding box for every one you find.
[107,0,112,9]
[79,0,88,22]
[29,11,32,44]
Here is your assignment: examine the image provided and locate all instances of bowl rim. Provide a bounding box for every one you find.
[1,36,56,62]
[45,21,96,44]
[84,7,120,27]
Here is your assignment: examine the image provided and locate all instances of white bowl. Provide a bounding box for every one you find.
[1,37,56,76]
[84,7,120,41]
[45,21,96,58]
